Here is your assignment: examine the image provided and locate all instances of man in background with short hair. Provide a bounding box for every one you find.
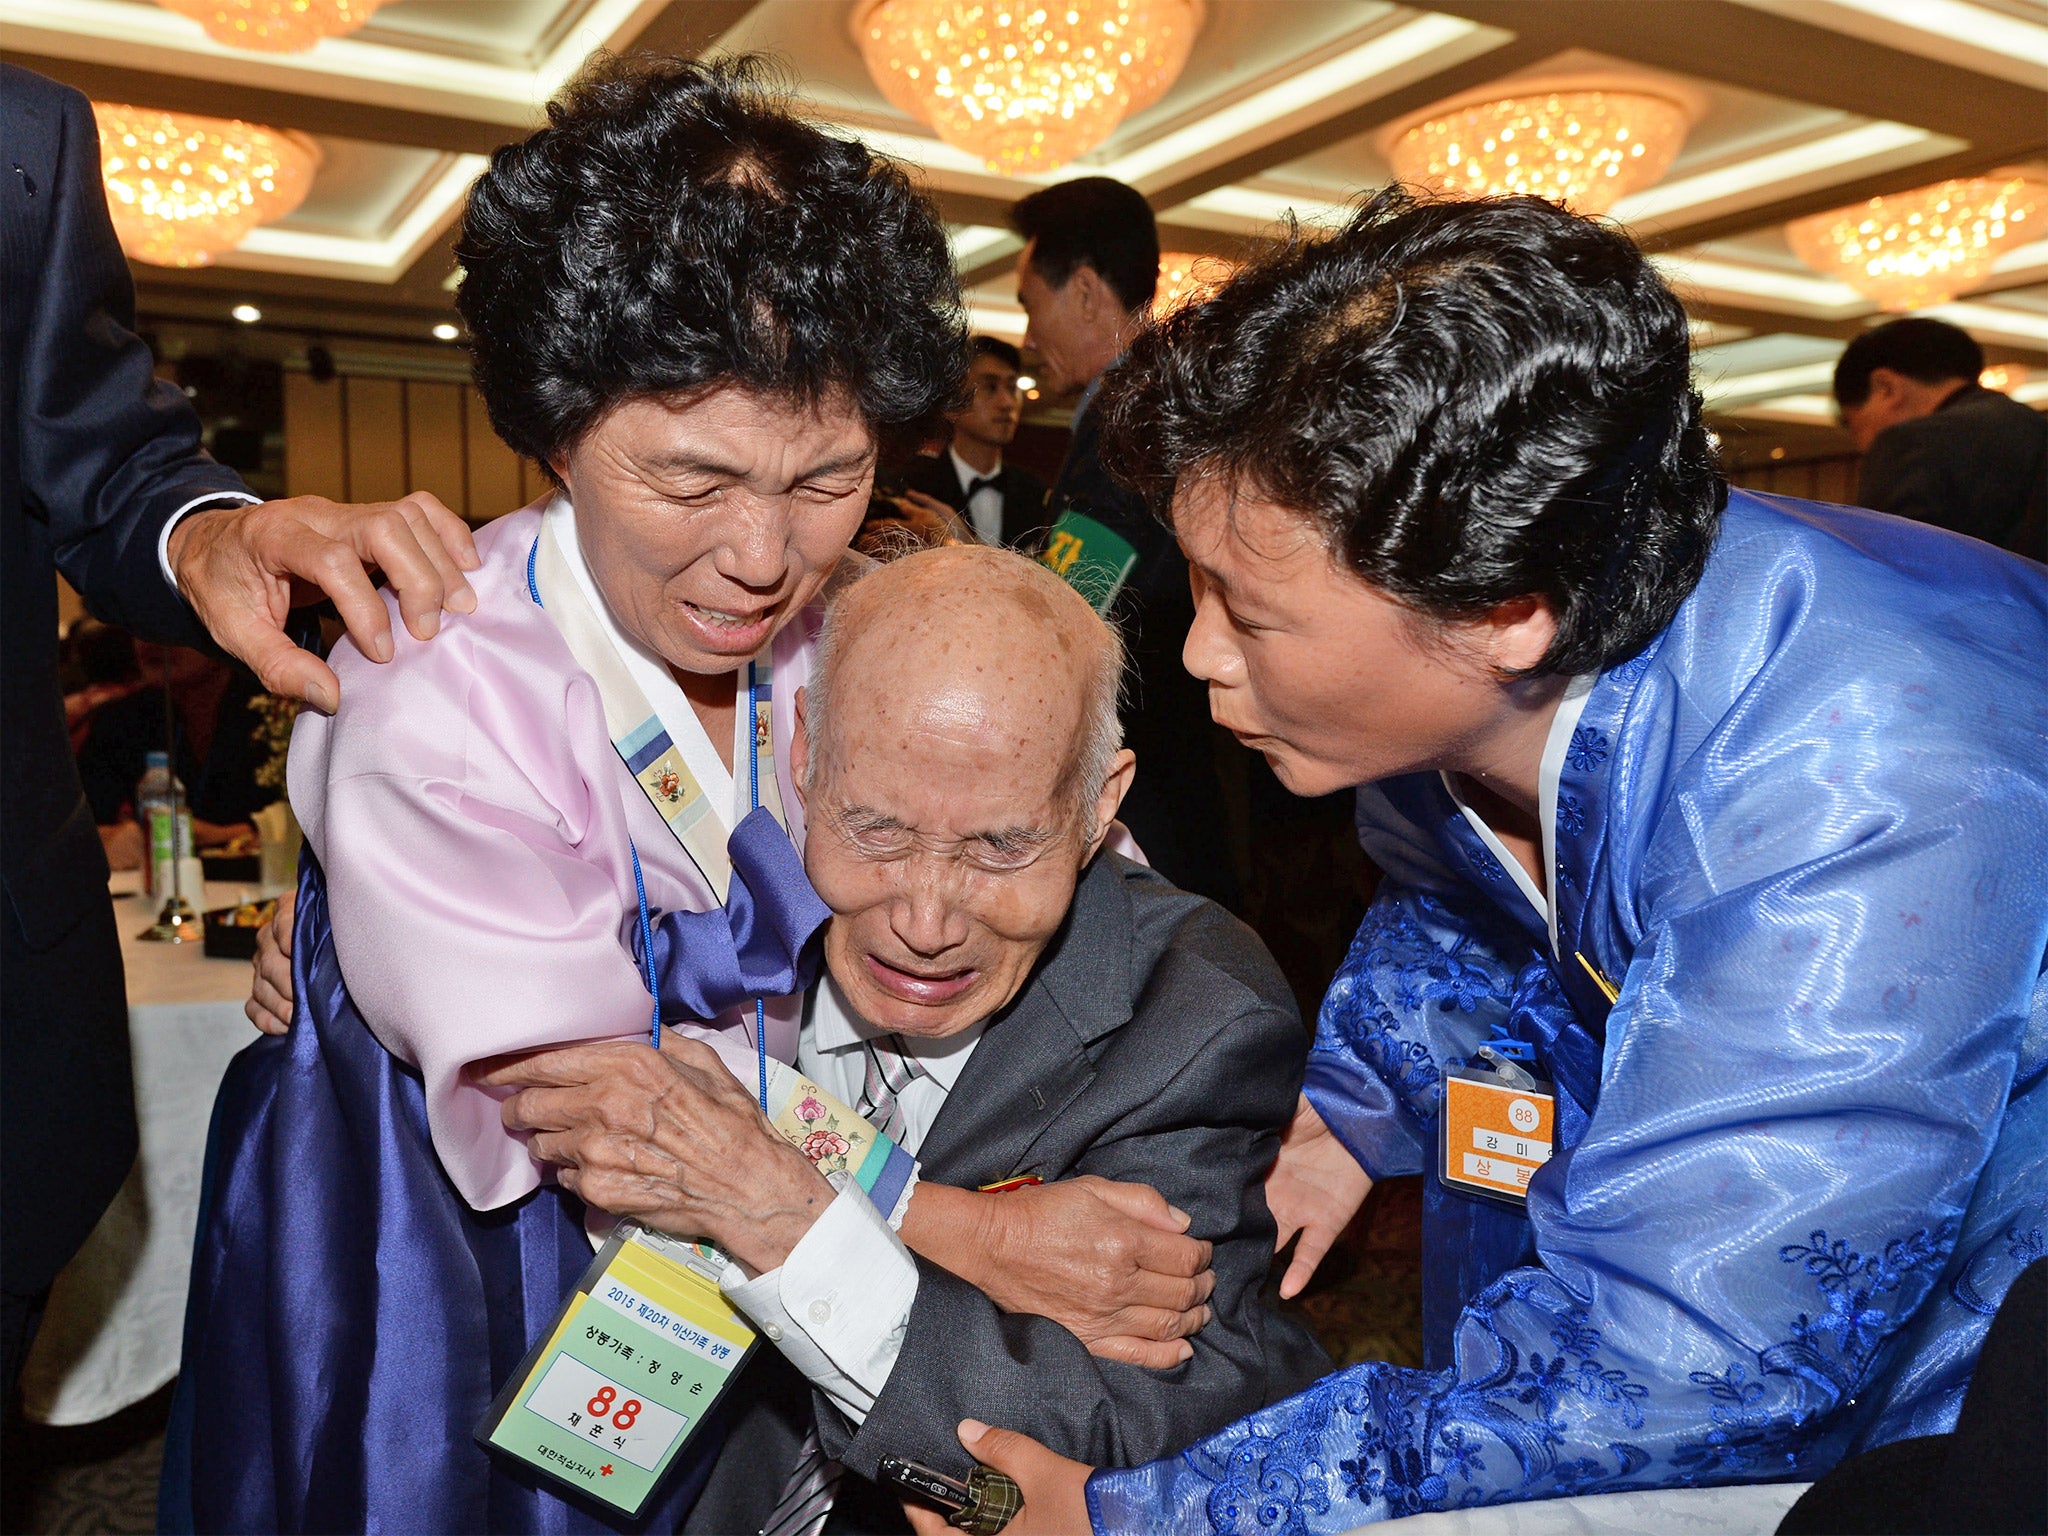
[1010,177,1240,908]
[1834,315,2046,557]
[905,336,1049,549]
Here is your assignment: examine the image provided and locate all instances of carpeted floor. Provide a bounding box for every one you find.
[0,1179,1423,1534]
[0,1385,168,1535]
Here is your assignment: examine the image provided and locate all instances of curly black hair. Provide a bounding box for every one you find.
[456,54,965,473]
[1099,188,1726,676]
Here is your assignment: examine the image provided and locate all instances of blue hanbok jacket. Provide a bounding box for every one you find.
[1089,491,2048,1532]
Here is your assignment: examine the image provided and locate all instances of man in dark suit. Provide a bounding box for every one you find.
[1835,316,2047,558]
[489,547,1327,1533]
[902,336,1049,550]
[1,63,479,1386]
[1010,178,1242,908]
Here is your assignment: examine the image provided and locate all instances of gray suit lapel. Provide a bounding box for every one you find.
[915,856,1134,1184]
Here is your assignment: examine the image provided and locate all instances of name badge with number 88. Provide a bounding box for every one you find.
[1439,1068,1555,1205]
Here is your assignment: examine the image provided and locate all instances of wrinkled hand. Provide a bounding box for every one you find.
[481,1034,832,1275]
[1266,1093,1371,1298]
[903,1176,1214,1369]
[167,492,480,713]
[900,1421,1093,1536]
[246,886,297,1035]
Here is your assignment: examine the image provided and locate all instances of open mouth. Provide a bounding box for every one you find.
[863,953,979,1005]
[678,597,779,654]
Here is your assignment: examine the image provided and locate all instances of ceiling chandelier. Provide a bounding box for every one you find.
[1154,251,1235,315]
[156,0,386,53]
[93,102,319,268]
[852,0,1204,176]
[1383,85,1696,218]
[1786,174,2047,311]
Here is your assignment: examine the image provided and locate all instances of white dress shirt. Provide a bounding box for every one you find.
[950,446,1004,546]
[721,976,984,1423]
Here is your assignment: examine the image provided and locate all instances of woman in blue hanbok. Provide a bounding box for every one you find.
[924,191,2048,1533]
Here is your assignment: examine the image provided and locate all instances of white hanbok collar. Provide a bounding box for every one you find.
[547,495,754,832]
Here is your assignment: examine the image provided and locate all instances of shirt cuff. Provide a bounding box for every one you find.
[158,492,263,591]
[719,1181,918,1425]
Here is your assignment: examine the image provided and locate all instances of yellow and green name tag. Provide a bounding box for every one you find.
[1039,509,1138,614]
[477,1223,755,1517]
[478,1068,914,1516]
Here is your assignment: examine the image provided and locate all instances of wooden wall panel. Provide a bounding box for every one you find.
[405,381,467,516]
[284,371,348,500]
[344,377,408,503]
[463,386,523,523]
[283,366,557,522]
[1726,454,1862,507]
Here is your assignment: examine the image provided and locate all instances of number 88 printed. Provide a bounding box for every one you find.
[586,1385,642,1430]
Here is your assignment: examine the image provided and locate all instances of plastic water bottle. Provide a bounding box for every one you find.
[137,751,195,904]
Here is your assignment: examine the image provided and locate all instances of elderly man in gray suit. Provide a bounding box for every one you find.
[488,545,1329,1532]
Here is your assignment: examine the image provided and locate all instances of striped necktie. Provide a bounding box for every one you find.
[761,1032,930,1536]
[855,1031,931,1144]
[759,1425,841,1536]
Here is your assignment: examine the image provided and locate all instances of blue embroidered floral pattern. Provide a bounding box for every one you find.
[1565,727,1610,772]
[1949,1204,2044,1316]
[1314,889,1524,1126]
[1135,1224,1956,1534]
[1557,793,1587,836]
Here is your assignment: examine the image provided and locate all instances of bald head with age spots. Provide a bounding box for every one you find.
[791,546,1136,1038]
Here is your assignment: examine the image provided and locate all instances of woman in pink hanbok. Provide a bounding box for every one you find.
[163,56,965,1535]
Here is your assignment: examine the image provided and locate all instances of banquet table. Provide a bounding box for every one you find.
[1378,1481,1811,1533]
[18,873,270,1426]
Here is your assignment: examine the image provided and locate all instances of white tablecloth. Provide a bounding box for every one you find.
[18,875,270,1426]
[1380,1481,1809,1534]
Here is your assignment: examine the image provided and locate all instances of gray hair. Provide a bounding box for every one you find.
[803,549,1126,842]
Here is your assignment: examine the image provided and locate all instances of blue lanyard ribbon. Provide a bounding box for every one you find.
[531,534,822,1113]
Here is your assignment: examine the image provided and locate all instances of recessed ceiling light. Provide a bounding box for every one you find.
[432,322,460,341]
[231,303,262,324]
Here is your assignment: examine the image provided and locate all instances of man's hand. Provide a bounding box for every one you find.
[247,886,297,1036]
[481,1035,832,1275]
[900,1176,1214,1369]
[166,493,481,713]
[899,1420,1093,1536]
[1266,1093,1372,1298]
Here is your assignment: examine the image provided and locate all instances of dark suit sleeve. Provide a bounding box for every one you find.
[818,958,1329,1480]
[19,80,253,645]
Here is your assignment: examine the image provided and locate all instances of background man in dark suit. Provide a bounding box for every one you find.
[1,63,479,1387]
[1835,316,2047,557]
[1010,177,1241,907]
[489,547,1327,1533]
[903,336,1049,549]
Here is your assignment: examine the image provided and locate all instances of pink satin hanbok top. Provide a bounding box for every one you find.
[289,502,817,1211]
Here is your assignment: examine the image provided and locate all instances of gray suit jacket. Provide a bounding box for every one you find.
[685,853,1330,1531]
